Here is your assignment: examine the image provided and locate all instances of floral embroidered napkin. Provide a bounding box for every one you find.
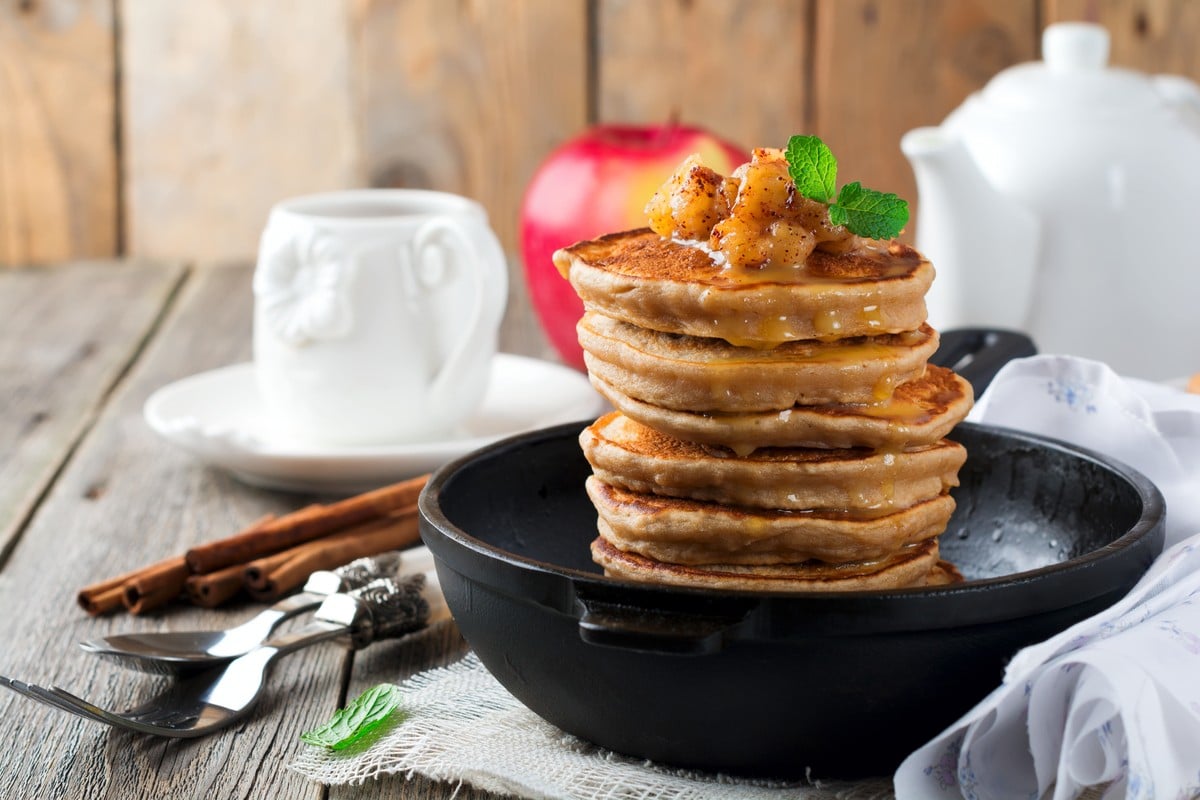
[963,355,1200,547]
[895,356,1200,799]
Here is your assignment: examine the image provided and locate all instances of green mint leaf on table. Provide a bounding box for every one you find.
[785,135,838,203]
[300,684,404,750]
[829,182,909,240]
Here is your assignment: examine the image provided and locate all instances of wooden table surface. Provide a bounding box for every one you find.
[0,261,559,799]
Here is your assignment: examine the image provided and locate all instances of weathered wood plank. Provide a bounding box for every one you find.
[0,0,118,265]
[120,0,361,263]
[1046,0,1200,77]
[811,0,1038,238]
[0,260,184,562]
[351,0,588,258]
[595,0,811,151]
[123,0,587,268]
[0,266,337,798]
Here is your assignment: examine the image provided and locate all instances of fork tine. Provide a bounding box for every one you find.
[40,685,111,719]
[0,676,67,712]
[47,687,214,738]
[43,686,153,734]
[29,684,117,728]
[0,677,112,729]
[0,677,48,713]
[10,679,146,734]
[3,674,223,738]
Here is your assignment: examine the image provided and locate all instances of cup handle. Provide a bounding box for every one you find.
[412,218,495,413]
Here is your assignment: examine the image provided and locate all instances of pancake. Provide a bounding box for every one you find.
[591,365,974,453]
[589,478,955,565]
[578,312,940,412]
[554,229,934,347]
[581,411,966,512]
[591,535,943,592]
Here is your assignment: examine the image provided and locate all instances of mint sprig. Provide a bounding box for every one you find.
[785,135,837,203]
[784,135,909,239]
[827,182,909,240]
[301,684,404,750]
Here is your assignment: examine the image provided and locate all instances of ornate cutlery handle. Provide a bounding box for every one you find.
[303,550,404,595]
[313,571,447,649]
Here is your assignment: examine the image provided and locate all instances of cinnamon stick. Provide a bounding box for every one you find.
[123,556,189,615]
[185,475,428,574]
[78,555,186,616]
[242,506,415,592]
[183,513,277,607]
[78,584,126,617]
[185,562,245,608]
[247,512,420,601]
[241,547,303,592]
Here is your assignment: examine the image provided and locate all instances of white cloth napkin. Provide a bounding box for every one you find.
[895,356,1200,799]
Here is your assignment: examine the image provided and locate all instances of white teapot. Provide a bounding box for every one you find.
[902,22,1200,380]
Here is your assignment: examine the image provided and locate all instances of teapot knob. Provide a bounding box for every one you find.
[1043,22,1110,72]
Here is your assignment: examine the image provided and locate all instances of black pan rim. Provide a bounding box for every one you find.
[419,419,1166,628]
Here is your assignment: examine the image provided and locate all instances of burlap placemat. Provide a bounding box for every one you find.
[290,653,895,799]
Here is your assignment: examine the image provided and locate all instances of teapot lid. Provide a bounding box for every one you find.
[979,23,1160,114]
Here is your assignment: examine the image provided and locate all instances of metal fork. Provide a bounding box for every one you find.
[0,575,440,737]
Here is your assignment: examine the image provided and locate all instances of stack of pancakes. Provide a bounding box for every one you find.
[554,228,974,591]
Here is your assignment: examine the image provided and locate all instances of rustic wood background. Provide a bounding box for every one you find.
[3,0,1198,271]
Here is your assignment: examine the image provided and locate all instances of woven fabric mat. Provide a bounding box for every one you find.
[290,653,896,799]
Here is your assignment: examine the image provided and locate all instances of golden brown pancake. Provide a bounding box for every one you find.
[581,411,966,512]
[591,535,943,592]
[578,312,940,412]
[589,478,955,565]
[554,229,934,347]
[590,365,974,453]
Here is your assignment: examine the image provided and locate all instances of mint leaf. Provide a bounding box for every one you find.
[782,134,910,239]
[785,135,837,203]
[301,684,404,750]
[829,182,909,239]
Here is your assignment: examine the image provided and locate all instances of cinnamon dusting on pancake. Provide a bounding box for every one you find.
[560,229,924,289]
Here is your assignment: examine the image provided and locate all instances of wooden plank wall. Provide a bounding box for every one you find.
[0,0,117,265]
[2,0,1199,267]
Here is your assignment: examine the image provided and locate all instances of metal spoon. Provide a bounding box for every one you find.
[3,575,438,737]
[79,548,434,674]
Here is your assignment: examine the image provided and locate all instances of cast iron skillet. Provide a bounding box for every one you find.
[417,329,1164,779]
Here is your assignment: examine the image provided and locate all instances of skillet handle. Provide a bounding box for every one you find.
[576,596,750,656]
[930,328,1037,396]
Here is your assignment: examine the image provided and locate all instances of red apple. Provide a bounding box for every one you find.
[520,123,746,370]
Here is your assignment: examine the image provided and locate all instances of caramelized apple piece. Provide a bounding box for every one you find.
[647,146,869,272]
[645,154,730,241]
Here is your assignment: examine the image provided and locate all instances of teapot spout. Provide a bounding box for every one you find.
[901,127,1040,332]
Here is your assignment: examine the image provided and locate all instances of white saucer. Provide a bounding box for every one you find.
[144,354,607,494]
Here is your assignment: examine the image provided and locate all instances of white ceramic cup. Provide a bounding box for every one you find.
[252,189,508,447]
